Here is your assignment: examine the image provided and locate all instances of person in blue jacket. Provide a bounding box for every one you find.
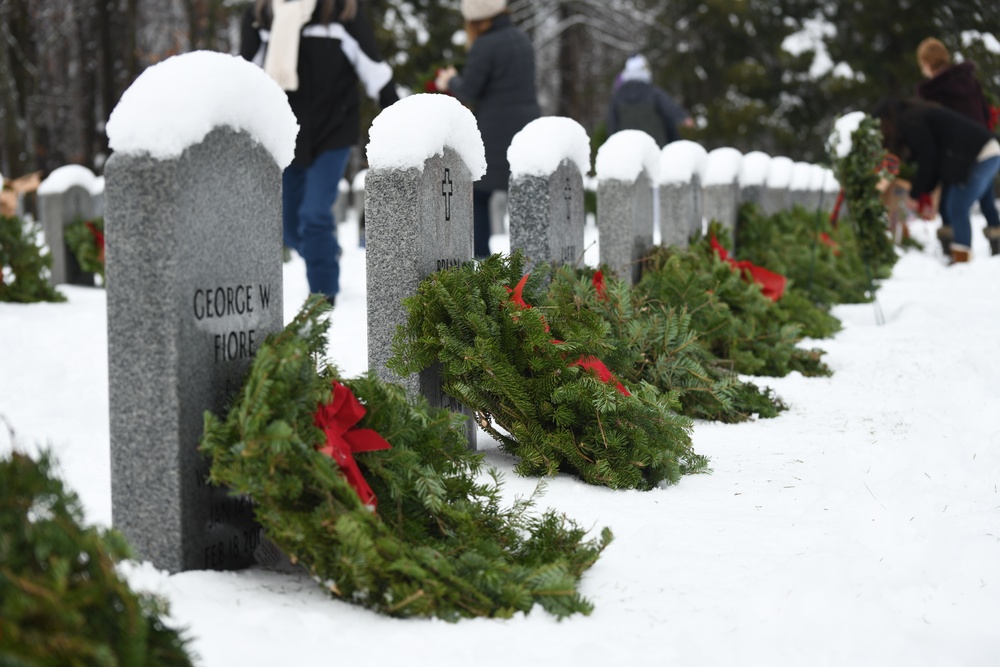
[241,0,398,305]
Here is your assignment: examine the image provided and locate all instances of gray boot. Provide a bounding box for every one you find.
[983,226,1000,256]
[937,226,953,256]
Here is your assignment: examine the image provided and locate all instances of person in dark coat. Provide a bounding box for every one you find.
[915,37,1000,255]
[241,0,398,305]
[608,54,692,148]
[434,0,540,259]
[875,97,1000,264]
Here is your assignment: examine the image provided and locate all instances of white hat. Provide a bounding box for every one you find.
[621,54,652,83]
[461,0,506,21]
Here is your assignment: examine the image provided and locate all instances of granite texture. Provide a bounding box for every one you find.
[690,174,705,241]
[508,159,585,269]
[597,173,654,285]
[106,127,283,574]
[760,186,789,216]
[366,147,477,449]
[659,182,693,249]
[703,181,739,246]
[39,185,99,286]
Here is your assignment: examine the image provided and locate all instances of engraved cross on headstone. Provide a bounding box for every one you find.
[441,168,453,221]
[564,177,572,222]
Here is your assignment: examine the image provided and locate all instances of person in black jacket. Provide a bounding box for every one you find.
[241,0,398,305]
[608,53,692,148]
[875,97,1000,263]
[915,37,1000,255]
[434,0,540,259]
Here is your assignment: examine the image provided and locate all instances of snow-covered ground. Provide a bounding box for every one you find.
[2,211,999,666]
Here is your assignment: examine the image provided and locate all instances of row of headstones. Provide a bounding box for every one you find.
[103,88,839,575]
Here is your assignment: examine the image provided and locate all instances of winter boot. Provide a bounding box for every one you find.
[936,225,953,256]
[949,244,971,265]
[983,226,1000,256]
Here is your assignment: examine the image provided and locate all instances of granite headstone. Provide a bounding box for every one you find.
[509,159,585,269]
[38,165,102,287]
[702,147,743,245]
[106,126,284,573]
[761,156,794,216]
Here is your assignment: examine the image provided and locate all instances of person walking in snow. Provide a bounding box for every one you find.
[608,53,693,148]
[434,0,540,259]
[915,37,1000,256]
[240,0,398,306]
[875,96,1000,264]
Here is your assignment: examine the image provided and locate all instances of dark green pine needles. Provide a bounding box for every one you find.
[543,264,786,423]
[201,296,611,621]
[0,450,194,667]
[389,252,705,490]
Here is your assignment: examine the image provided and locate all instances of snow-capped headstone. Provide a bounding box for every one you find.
[37,164,102,286]
[507,117,589,269]
[658,140,707,249]
[738,151,771,207]
[595,130,659,284]
[702,147,743,244]
[806,164,828,211]
[365,94,483,449]
[104,51,292,573]
[761,156,794,215]
[789,161,814,210]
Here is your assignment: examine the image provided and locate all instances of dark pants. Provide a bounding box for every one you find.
[473,188,495,259]
[282,147,351,301]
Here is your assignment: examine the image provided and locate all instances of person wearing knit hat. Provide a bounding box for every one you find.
[460,0,506,22]
[608,53,691,148]
[436,1,539,259]
[240,0,398,306]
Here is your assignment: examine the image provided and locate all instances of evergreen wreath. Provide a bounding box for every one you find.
[0,214,65,303]
[830,114,896,279]
[388,252,706,491]
[544,264,786,423]
[64,216,106,283]
[201,296,611,620]
[0,449,194,666]
[638,233,831,378]
[737,202,871,308]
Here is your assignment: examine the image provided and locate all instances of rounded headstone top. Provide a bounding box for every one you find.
[37,164,99,196]
[765,156,795,188]
[789,161,814,191]
[659,140,708,184]
[808,164,828,191]
[596,130,660,184]
[703,147,744,186]
[829,110,866,159]
[823,168,841,193]
[366,93,486,179]
[107,51,299,169]
[508,116,591,179]
[738,151,772,186]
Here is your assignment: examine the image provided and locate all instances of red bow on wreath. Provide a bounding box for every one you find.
[710,235,786,302]
[592,270,608,301]
[85,221,105,263]
[313,381,392,509]
[819,232,840,255]
[504,272,630,396]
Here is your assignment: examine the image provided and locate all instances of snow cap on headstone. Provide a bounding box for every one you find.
[765,156,795,188]
[703,147,744,186]
[829,111,866,159]
[37,164,99,196]
[790,161,814,191]
[659,140,708,184]
[107,51,299,169]
[508,117,591,179]
[738,151,772,186]
[596,130,660,184]
[367,93,486,180]
[822,168,840,192]
[808,164,827,191]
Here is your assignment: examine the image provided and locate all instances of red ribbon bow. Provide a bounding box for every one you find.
[819,232,840,255]
[592,270,608,301]
[710,235,786,302]
[570,356,631,396]
[86,221,105,264]
[313,381,392,509]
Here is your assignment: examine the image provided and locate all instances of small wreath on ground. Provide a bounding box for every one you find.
[201,296,610,621]
[389,252,705,491]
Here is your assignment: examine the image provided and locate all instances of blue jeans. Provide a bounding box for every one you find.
[941,155,1000,248]
[282,147,351,300]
